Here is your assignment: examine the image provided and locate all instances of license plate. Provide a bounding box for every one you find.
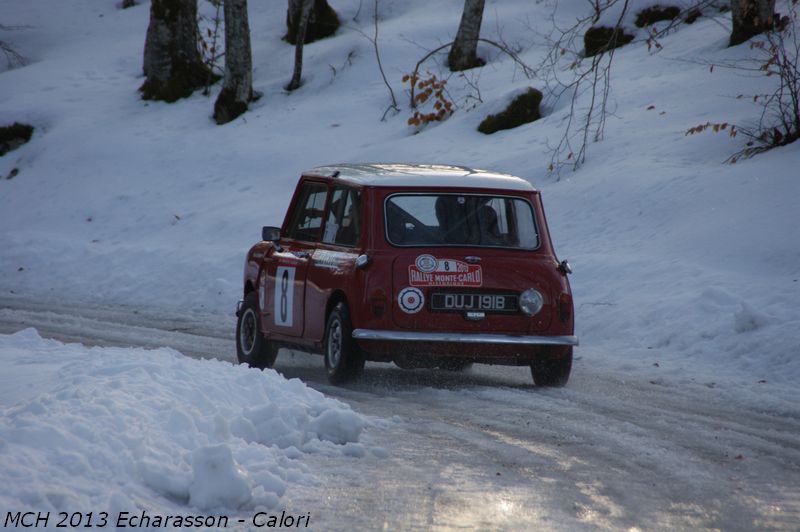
[430,292,518,313]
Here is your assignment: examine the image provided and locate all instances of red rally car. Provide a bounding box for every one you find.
[236,164,577,385]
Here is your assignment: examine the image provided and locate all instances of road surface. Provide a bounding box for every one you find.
[1,294,798,530]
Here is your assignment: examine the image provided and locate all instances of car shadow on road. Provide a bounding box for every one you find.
[271,350,538,395]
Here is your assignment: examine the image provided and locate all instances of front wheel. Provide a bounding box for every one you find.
[530,347,572,387]
[324,302,365,384]
[236,292,278,369]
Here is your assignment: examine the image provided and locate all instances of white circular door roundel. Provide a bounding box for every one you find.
[398,287,424,314]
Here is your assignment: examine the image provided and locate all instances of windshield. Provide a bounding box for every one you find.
[385,194,539,249]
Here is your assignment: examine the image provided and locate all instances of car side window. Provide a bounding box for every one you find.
[322,187,361,247]
[286,183,328,242]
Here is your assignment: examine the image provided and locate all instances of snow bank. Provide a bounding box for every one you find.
[0,329,372,513]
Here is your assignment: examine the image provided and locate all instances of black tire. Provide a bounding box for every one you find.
[236,292,278,369]
[530,347,572,387]
[324,302,365,384]
[438,359,474,372]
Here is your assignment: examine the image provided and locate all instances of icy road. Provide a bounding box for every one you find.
[1,295,798,531]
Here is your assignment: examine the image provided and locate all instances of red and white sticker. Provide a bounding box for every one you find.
[408,255,483,287]
[398,287,424,314]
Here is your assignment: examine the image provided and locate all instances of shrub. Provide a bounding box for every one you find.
[635,5,681,27]
[584,26,635,57]
[478,88,543,135]
[403,73,454,128]
[285,1,340,45]
[685,7,799,162]
[0,122,33,156]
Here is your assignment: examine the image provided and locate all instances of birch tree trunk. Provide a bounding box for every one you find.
[729,0,776,46]
[141,0,210,102]
[285,0,339,44]
[214,0,254,124]
[286,0,313,91]
[448,0,486,71]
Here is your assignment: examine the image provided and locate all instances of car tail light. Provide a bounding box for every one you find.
[369,288,387,317]
[558,293,572,323]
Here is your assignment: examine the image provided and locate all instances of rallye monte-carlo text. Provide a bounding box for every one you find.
[236,164,578,385]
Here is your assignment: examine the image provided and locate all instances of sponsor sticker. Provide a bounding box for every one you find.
[415,254,437,273]
[409,255,483,287]
[398,287,424,314]
[312,249,354,273]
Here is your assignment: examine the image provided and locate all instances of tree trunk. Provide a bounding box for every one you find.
[729,0,776,46]
[285,0,339,44]
[286,0,313,91]
[141,0,211,102]
[448,0,486,72]
[214,0,254,124]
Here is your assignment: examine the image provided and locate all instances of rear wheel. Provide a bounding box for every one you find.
[324,302,365,384]
[236,292,278,369]
[530,347,572,387]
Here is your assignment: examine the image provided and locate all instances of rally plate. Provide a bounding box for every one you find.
[429,292,518,314]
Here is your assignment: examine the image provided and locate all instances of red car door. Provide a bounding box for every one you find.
[262,181,328,338]
[303,185,363,342]
[263,246,313,338]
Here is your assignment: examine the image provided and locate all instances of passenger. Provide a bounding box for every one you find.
[477,204,502,245]
[435,196,469,244]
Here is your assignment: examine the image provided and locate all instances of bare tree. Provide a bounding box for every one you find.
[351,0,398,119]
[199,0,225,95]
[1,24,27,70]
[448,0,486,71]
[730,0,776,46]
[687,5,800,160]
[141,0,212,102]
[214,0,255,124]
[286,0,313,91]
[536,0,631,174]
[286,0,339,44]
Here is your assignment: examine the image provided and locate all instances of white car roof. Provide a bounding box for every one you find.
[305,163,536,191]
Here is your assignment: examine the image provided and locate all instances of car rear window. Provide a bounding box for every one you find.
[385,193,539,249]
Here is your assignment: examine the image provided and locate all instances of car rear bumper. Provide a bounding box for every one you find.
[352,329,579,346]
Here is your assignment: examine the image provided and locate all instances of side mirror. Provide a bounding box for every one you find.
[558,259,573,275]
[262,226,281,242]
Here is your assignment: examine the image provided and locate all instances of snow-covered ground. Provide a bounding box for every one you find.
[0,328,386,521]
[1,0,799,529]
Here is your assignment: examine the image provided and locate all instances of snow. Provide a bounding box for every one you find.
[0,328,375,514]
[0,0,799,526]
[307,163,537,190]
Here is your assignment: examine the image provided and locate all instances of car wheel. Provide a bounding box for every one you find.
[438,359,473,372]
[236,292,278,369]
[324,302,365,384]
[530,347,572,387]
